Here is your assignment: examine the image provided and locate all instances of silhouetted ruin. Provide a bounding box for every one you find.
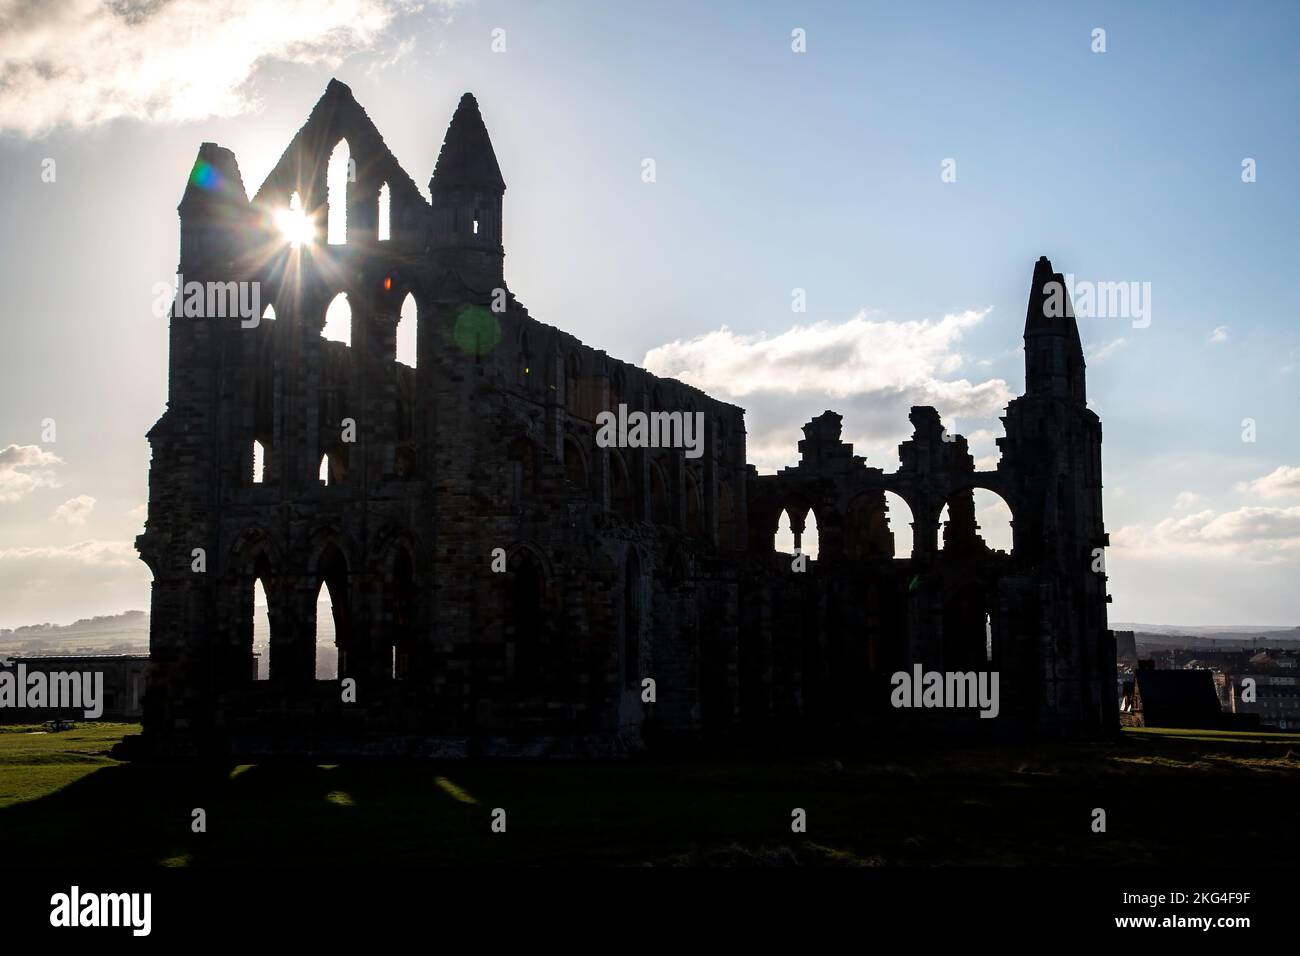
[135,80,1117,756]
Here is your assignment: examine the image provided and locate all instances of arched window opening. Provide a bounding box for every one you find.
[314,546,348,681]
[610,451,633,518]
[251,439,268,484]
[938,489,1013,554]
[508,437,538,499]
[985,612,993,664]
[563,436,586,489]
[326,139,351,245]
[277,191,312,247]
[506,549,544,683]
[685,471,703,537]
[650,462,670,525]
[253,576,271,680]
[802,509,820,559]
[319,447,349,486]
[883,492,914,559]
[322,292,351,346]
[262,304,276,323]
[392,549,414,680]
[396,292,417,367]
[378,182,391,241]
[243,549,274,682]
[846,491,914,559]
[773,508,795,554]
[718,482,736,550]
[624,549,642,690]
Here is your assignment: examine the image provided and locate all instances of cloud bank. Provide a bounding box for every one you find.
[0,0,453,136]
[643,309,1013,471]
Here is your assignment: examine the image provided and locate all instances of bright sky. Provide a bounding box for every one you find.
[1,0,1298,628]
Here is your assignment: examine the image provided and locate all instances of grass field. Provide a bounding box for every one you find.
[1,722,1298,867]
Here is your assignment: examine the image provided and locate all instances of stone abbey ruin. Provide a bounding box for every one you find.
[135,80,1117,757]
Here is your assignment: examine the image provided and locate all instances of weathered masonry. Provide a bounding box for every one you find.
[135,80,1116,757]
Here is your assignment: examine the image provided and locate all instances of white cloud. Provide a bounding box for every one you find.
[0,444,63,502]
[1209,326,1229,344]
[52,494,96,525]
[1236,465,1300,500]
[1173,491,1201,510]
[1112,505,1300,562]
[643,309,1013,471]
[0,0,458,136]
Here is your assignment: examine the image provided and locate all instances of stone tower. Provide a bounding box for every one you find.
[998,256,1115,733]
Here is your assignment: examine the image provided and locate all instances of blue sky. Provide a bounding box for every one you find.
[0,0,1298,627]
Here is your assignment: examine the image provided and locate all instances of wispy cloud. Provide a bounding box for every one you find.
[1085,337,1126,363]
[0,540,136,566]
[1209,325,1229,344]
[0,0,460,136]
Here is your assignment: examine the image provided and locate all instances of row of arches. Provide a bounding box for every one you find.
[767,488,1013,560]
[240,535,416,685]
[249,440,349,486]
[319,289,418,366]
[510,432,732,540]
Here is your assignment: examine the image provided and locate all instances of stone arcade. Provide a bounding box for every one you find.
[134,80,1117,757]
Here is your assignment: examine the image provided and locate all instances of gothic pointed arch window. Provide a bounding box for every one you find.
[508,437,538,499]
[685,469,703,537]
[610,450,633,519]
[378,182,391,241]
[396,292,417,367]
[563,435,587,489]
[506,548,544,683]
[322,292,351,346]
[326,139,352,245]
[649,461,670,525]
[623,548,642,689]
[565,352,582,416]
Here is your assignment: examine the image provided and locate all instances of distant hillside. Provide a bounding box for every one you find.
[0,610,150,657]
[1111,622,1300,650]
[1114,623,1300,638]
[0,606,334,675]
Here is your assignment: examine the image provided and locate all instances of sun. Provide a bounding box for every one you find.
[275,194,313,247]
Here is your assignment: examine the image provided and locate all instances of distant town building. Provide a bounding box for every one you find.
[0,655,148,722]
[1126,662,1223,729]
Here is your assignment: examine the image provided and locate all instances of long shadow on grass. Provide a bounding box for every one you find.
[2,734,1298,866]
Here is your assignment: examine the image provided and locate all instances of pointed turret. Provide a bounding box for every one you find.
[428,93,506,290]
[1023,255,1086,403]
[430,93,506,193]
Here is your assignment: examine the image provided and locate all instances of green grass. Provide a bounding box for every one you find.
[1,723,1298,867]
